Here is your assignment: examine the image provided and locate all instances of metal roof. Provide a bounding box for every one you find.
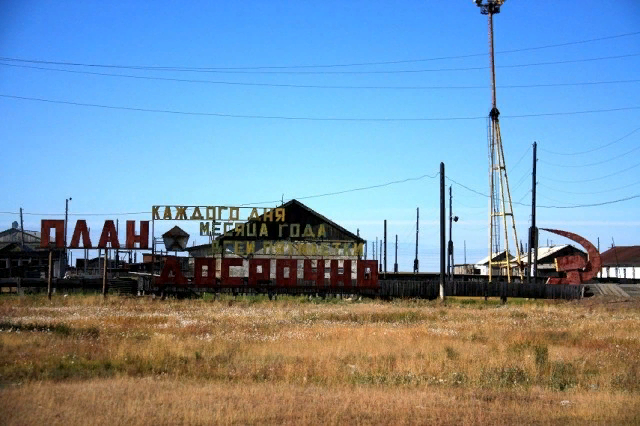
[474,250,514,266]
[600,246,640,267]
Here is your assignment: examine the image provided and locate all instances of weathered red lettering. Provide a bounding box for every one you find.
[276,259,297,287]
[126,220,149,249]
[40,220,64,248]
[69,220,92,248]
[249,258,270,286]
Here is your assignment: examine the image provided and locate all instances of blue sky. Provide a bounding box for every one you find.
[1,1,639,271]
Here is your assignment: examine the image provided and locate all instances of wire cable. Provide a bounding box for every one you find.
[539,143,640,168]
[3,62,640,91]
[2,31,637,70]
[516,189,532,204]
[509,146,531,172]
[2,94,639,122]
[446,176,640,209]
[542,160,640,183]
[538,179,640,195]
[2,53,639,75]
[538,126,640,156]
[511,169,532,193]
[2,173,441,216]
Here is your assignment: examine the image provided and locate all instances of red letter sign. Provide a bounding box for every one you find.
[40,220,65,248]
[126,221,149,249]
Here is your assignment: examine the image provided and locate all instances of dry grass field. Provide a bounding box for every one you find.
[1,294,639,425]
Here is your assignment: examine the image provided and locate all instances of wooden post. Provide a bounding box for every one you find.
[439,162,446,300]
[383,220,387,277]
[102,249,108,298]
[47,250,53,300]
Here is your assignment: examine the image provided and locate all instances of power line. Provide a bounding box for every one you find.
[4,53,637,75]
[517,189,532,204]
[538,179,640,195]
[538,126,640,156]
[2,94,639,122]
[542,160,640,183]
[511,169,532,193]
[2,172,440,217]
[2,31,637,70]
[509,146,531,172]
[539,143,640,168]
[534,194,640,209]
[296,172,440,200]
[446,176,640,209]
[2,62,640,90]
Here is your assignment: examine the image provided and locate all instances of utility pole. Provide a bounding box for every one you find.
[394,234,398,273]
[440,162,446,300]
[597,237,600,278]
[375,237,379,271]
[414,207,419,274]
[115,219,119,270]
[447,186,453,282]
[102,249,108,298]
[63,197,72,276]
[612,237,620,278]
[47,250,53,300]
[527,141,538,282]
[383,220,387,276]
[464,240,467,264]
[19,207,25,248]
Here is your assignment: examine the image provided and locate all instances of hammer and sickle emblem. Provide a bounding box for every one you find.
[542,228,601,285]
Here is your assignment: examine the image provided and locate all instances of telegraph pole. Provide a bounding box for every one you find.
[19,208,25,248]
[383,220,387,277]
[528,141,538,282]
[63,197,72,276]
[447,186,453,282]
[394,234,398,273]
[464,240,467,266]
[115,219,119,270]
[414,207,419,273]
[597,237,600,277]
[439,162,446,300]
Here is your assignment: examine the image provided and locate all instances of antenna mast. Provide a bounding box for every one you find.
[474,0,523,283]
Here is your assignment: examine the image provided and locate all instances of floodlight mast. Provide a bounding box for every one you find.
[473,0,523,284]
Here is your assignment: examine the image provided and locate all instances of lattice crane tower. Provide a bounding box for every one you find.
[473,0,523,282]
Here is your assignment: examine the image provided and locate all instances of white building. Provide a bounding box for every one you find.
[600,246,640,280]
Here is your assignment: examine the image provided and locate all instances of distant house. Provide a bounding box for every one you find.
[185,199,365,279]
[530,244,587,278]
[599,246,640,280]
[0,223,63,278]
[469,244,587,279]
[453,264,480,275]
[474,250,517,276]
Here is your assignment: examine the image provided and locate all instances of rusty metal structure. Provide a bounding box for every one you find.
[542,228,602,285]
[474,0,523,283]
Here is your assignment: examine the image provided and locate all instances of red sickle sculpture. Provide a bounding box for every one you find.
[541,228,601,285]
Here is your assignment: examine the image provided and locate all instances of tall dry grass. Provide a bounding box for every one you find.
[1,294,639,425]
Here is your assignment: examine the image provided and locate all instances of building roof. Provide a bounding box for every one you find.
[475,250,514,266]
[0,227,41,242]
[217,199,364,243]
[600,246,640,267]
[535,244,584,262]
[0,242,36,253]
